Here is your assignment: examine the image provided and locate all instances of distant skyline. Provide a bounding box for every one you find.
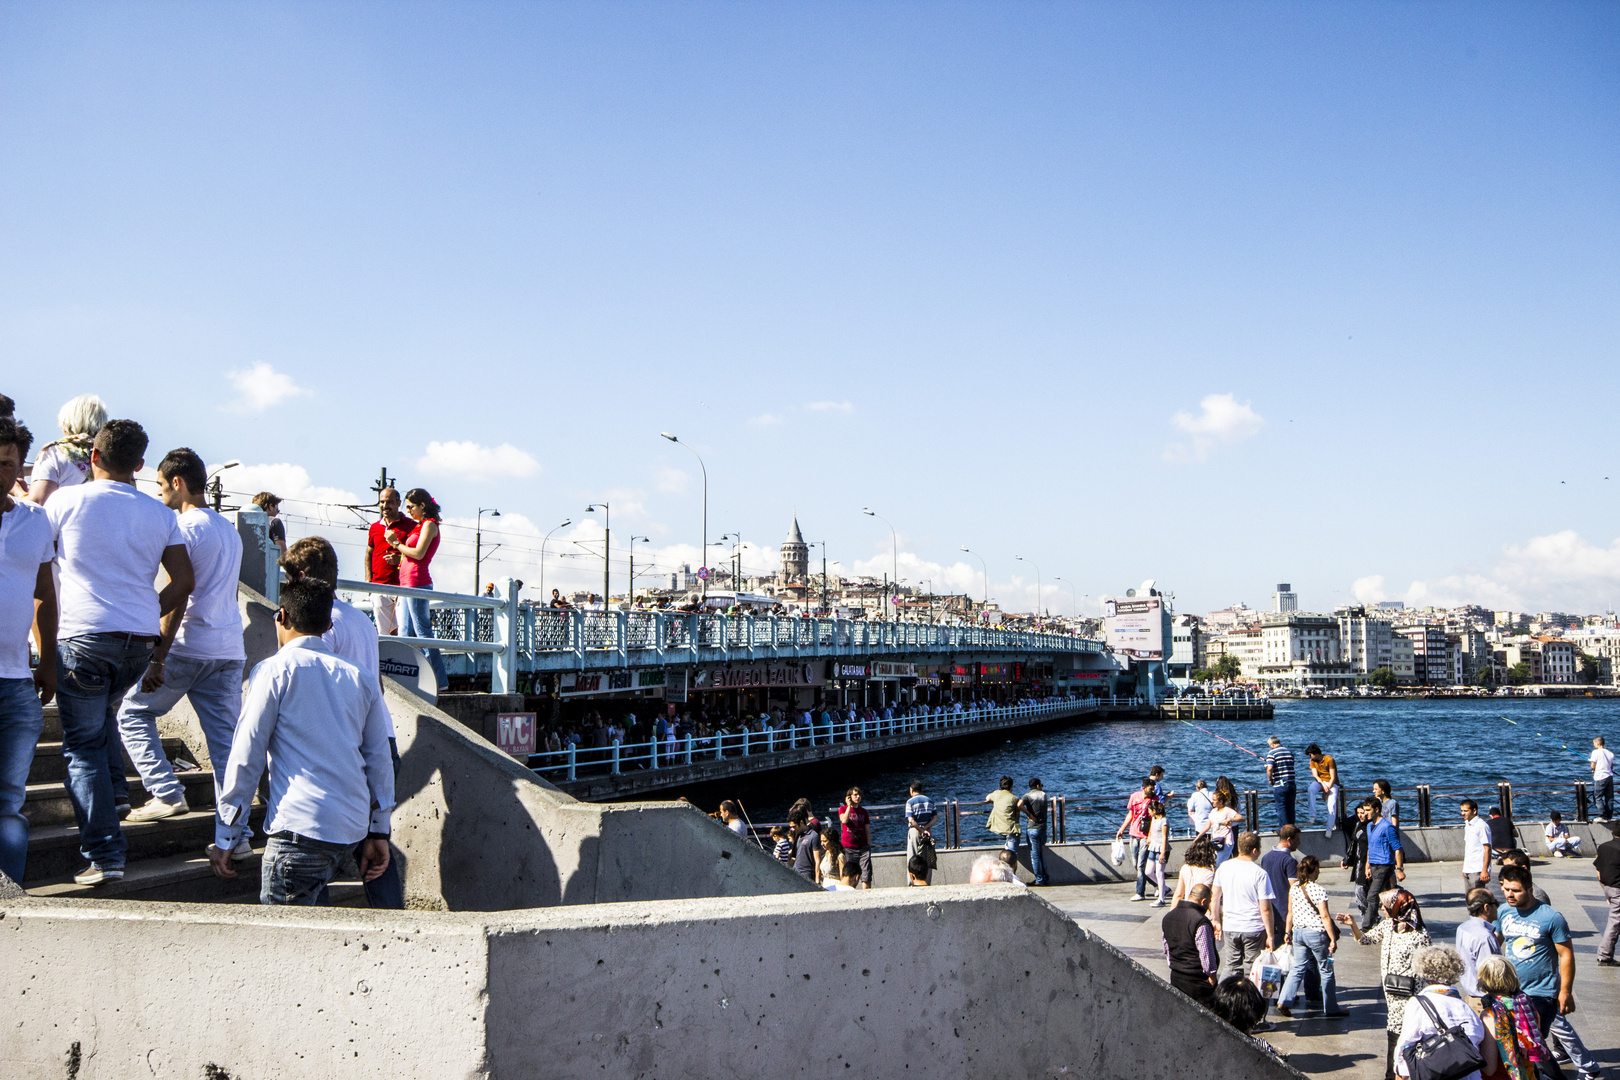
[3,4,1617,615]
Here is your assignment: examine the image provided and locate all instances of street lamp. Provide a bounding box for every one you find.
[810,540,830,614]
[585,503,611,609]
[628,535,650,607]
[539,518,571,602]
[205,460,241,512]
[960,546,988,607]
[659,433,708,599]
[862,509,899,607]
[719,531,745,591]
[474,507,502,595]
[1015,555,1042,627]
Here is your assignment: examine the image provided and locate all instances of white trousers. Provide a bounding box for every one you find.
[374,594,399,636]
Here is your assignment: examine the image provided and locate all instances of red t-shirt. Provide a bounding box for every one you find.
[368,518,413,584]
[841,805,871,850]
[1125,791,1153,839]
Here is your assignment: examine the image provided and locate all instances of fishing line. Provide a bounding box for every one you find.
[1174,719,1261,759]
[1496,716,1589,760]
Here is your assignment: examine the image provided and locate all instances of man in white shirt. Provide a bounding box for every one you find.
[1186,779,1214,836]
[45,420,193,885]
[0,418,57,884]
[208,577,393,905]
[1592,736,1614,821]
[278,536,402,909]
[1459,798,1492,896]
[117,448,246,827]
[1210,830,1277,979]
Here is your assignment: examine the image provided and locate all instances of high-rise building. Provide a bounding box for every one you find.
[1272,584,1299,613]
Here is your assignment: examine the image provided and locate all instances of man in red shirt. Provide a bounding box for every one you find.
[363,487,412,635]
[1115,777,1158,902]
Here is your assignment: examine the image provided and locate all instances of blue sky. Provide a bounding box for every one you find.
[3,3,1617,614]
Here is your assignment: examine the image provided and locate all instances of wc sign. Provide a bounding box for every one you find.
[496,712,537,759]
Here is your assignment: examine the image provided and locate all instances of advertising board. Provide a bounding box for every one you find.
[1103,596,1166,661]
[496,712,536,759]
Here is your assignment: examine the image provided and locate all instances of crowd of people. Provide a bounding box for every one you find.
[0,392,398,908]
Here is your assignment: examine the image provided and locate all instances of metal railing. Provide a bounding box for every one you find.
[338,577,1108,693]
[528,697,1122,781]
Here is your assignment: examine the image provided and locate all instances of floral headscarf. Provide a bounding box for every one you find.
[1381,888,1425,932]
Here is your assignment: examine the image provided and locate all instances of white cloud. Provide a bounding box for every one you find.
[225,363,311,413]
[416,440,541,481]
[806,401,854,414]
[654,467,689,494]
[748,412,784,427]
[1164,392,1265,463]
[1361,530,1620,613]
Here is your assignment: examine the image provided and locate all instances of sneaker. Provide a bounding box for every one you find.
[1324,1010,1350,1019]
[231,838,255,861]
[73,863,125,886]
[1152,899,1167,907]
[1595,958,1619,967]
[126,796,188,823]
[114,799,132,820]
[1129,893,1146,902]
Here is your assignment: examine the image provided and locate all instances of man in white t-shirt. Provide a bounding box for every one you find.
[116,449,246,829]
[1210,830,1277,979]
[1592,736,1614,821]
[0,418,57,884]
[1459,798,1492,896]
[45,420,194,886]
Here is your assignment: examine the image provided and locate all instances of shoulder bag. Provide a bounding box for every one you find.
[1383,973,1420,998]
[1401,992,1484,1080]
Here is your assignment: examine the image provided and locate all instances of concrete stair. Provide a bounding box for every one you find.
[22,704,366,906]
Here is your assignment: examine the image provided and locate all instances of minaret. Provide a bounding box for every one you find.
[779,515,808,584]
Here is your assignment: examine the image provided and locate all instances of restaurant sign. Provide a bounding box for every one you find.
[831,662,869,679]
[868,661,917,680]
[559,669,670,697]
[691,663,825,691]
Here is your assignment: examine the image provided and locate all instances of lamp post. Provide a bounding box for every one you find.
[810,541,829,614]
[862,509,898,609]
[474,507,502,595]
[628,536,650,607]
[585,503,610,608]
[659,433,708,599]
[960,546,988,608]
[718,532,744,592]
[539,519,571,602]
[205,460,241,512]
[1015,555,1042,627]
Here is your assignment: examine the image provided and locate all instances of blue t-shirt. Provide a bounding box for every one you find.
[1367,817,1402,865]
[1498,901,1571,999]
[906,794,937,827]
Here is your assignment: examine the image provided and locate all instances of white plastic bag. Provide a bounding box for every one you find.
[1249,949,1286,999]
[1110,837,1126,866]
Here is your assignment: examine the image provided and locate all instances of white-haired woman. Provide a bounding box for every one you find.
[1393,945,1495,1080]
[27,393,107,503]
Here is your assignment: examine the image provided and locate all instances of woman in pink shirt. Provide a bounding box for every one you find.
[388,488,445,688]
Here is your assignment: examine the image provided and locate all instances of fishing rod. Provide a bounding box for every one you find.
[734,798,768,852]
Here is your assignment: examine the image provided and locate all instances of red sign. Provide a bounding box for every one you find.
[496,712,536,759]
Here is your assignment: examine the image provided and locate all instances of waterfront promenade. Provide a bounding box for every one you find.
[1046,854,1618,1079]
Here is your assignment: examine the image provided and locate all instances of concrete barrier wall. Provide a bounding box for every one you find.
[871,822,1618,888]
[386,681,817,910]
[0,886,1305,1080]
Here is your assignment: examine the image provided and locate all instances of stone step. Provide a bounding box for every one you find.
[22,806,264,882]
[27,738,195,785]
[42,703,59,741]
[25,847,367,906]
[22,768,219,826]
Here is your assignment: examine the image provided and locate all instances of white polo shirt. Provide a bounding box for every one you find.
[1461,815,1492,874]
[1593,747,1615,782]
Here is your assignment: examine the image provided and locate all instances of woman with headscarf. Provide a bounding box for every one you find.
[1337,888,1431,1080]
[27,393,106,504]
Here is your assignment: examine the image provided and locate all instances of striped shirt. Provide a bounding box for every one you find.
[905,794,937,827]
[1266,744,1296,787]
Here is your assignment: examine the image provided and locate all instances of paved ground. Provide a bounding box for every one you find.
[1040,854,1619,1079]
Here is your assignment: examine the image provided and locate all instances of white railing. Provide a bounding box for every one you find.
[338,576,1107,693]
[529,696,1116,782]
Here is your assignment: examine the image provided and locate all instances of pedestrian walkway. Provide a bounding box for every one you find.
[1042,855,1619,1078]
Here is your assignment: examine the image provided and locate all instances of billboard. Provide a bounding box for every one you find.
[1103,596,1166,661]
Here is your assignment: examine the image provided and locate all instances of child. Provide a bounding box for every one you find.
[1544,811,1581,858]
[770,825,793,864]
[1147,800,1171,906]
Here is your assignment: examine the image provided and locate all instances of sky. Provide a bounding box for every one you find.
[3,3,1618,616]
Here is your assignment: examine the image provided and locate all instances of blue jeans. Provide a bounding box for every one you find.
[1272,782,1296,827]
[398,597,446,689]
[117,655,243,806]
[1279,929,1339,1013]
[56,633,155,869]
[0,677,45,882]
[1027,824,1049,885]
[261,834,347,905]
[1132,837,1152,895]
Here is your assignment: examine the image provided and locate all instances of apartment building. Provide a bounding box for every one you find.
[1392,635,1417,685]
[1258,614,1355,690]
[1336,606,1394,675]
[1535,636,1578,684]
[1396,624,1450,686]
